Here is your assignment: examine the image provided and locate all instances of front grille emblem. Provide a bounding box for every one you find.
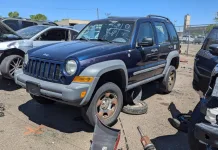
[43,53,49,57]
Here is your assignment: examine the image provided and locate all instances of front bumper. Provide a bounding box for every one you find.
[15,69,98,106]
[194,123,218,147]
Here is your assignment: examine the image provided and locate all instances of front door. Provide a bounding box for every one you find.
[128,22,159,84]
[33,29,68,48]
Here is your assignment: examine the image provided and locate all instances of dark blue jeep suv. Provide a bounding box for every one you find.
[15,15,180,126]
[193,26,218,94]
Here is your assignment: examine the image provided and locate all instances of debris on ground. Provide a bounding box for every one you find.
[0,103,5,117]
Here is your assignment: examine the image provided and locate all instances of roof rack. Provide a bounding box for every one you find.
[146,15,170,21]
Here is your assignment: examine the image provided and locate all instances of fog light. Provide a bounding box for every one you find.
[80,91,87,98]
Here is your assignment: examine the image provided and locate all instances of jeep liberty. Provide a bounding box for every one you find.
[15,15,180,126]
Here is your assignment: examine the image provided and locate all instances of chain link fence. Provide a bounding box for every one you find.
[175,24,213,56]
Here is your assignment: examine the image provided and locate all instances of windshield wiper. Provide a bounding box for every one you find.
[91,38,113,43]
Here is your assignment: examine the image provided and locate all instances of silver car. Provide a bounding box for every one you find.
[0,23,78,79]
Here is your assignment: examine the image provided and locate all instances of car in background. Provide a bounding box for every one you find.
[181,35,194,44]
[0,23,78,79]
[194,36,205,44]
[0,18,58,31]
[67,24,87,32]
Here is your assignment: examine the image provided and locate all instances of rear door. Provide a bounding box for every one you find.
[195,28,218,92]
[33,28,68,47]
[153,22,172,75]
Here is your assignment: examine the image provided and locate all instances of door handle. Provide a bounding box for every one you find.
[151,49,158,53]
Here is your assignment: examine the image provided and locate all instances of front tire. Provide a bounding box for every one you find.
[159,65,176,93]
[0,55,23,79]
[30,94,55,104]
[81,82,123,126]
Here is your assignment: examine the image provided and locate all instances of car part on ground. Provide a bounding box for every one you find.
[137,126,156,150]
[90,116,120,150]
[168,114,191,133]
[15,15,180,127]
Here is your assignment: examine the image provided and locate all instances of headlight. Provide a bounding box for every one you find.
[24,54,29,65]
[66,60,77,75]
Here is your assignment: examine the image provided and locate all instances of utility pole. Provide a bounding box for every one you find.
[97,8,99,19]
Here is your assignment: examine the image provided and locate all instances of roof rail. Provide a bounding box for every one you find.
[146,15,170,21]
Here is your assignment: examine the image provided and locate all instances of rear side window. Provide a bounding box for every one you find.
[154,22,170,44]
[166,23,178,42]
[3,19,20,31]
[203,28,218,50]
[38,29,68,41]
[22,21,35,28]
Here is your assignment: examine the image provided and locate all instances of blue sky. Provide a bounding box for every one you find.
[0,0,217,26]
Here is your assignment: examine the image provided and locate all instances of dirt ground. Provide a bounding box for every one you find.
[0,55,199,150]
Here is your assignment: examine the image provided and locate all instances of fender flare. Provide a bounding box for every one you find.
[163,50,179,75]
[79,59,128,105]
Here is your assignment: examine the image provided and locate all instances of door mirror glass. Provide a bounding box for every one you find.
[209,44,218,54]
[138,37,153,47]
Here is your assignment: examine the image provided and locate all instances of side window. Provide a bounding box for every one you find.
[22,21,34,28]
[3,20,20,31]
[137,22,154,44]
[70,30,78,40]
[38,29,68,41]
[154,22,170,44]
[166,23,178,42]
[204,28,218,50]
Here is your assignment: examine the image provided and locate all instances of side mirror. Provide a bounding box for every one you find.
[138,37,153,47]
[209,44,218,54]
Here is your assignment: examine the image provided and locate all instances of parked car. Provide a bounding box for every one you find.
[67,24,87,32]
[15,15,180,126]
[194,36,205,44]
[181,35,195,44]
[0,18,57,31]
[193,26,218,94]
[0,23,78,79]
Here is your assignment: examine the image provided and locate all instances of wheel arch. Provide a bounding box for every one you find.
[0,48,25,64]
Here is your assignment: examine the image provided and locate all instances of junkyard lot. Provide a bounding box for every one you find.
[0,53,199,150]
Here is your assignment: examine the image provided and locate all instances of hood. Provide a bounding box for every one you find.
[0,21,23,42]
[29,41,129,61]
[0,39,32,51]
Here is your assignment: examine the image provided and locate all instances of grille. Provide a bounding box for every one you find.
[26,58,62,82]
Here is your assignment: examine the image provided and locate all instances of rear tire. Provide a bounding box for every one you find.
[30,94,55,104]
[159,65,176,94]
[81,82,123,126]
[0,55,23,79]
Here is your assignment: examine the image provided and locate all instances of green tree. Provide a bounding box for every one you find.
[8,11,19,18]
[54,20,59,22]
[206,24,215,33]
[30,14,47,21]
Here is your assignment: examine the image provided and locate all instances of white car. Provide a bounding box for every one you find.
[181,35,194,44]
[0,22,78,79]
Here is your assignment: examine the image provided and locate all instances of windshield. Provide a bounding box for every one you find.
[76,20,135,43]
[16,26,48,39]
[0,22,22,41]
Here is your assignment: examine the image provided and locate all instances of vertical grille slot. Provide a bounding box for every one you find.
[55,64,60,80]
[48,63,54,79]
[44,62,49,78]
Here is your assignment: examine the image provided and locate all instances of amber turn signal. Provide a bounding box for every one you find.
[73,76,94,83]
[80,91,87,98]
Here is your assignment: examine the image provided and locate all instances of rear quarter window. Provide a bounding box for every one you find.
[166,23,179,42]
[203,28,218,50]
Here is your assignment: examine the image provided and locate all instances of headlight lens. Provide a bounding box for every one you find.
[66,60,77,75]
[24,54,29,65]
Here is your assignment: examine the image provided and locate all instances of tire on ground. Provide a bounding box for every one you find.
[30,94,55,104]
[122,101,148,115]
[0,55,23,79]
[81,82,123,127]
[159,65,176,94]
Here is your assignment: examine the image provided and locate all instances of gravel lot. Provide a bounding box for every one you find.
[0,55,199,150]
